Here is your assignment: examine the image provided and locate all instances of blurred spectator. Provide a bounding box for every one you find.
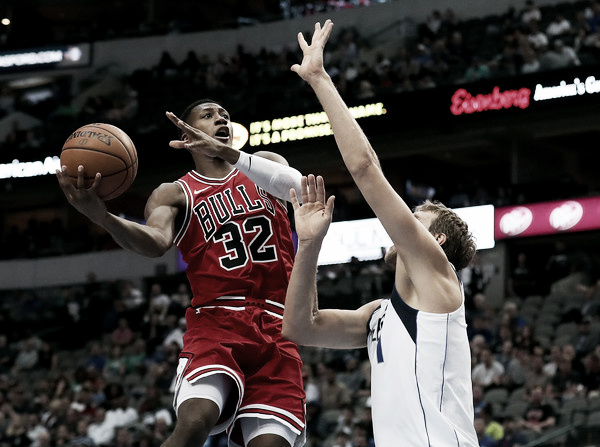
[114,427,134,447]
[551,353,583,397]
[105,344,126,379]
[495,339,516,371]
[119,280,145,318]
[500,415,529,447]
[4,412,32,446]
[520,0,542,25]
[480,403,504,444]
[123,338,148,375]
[520,49,541,73]
[170,282,191,314]
[473,383,487,417]
[573,317,600,359]
[302,364,320,405]
[503,345,529,391]
[543,344,562,378]
[582,351,600,394]
[546,13,573,38]
[84,341,106,374]
[111,318,134,348]
[524,350,549,389]
[317,362,352,431]
[161,316,186,351]
[0,334,14,373]
[472,346,505,390]
[474,416,496,447]
[520,384,557,434]
[526,20,549,50]
[337,354,366,398]
[545,241,573,289]
[68,418,94,446]
[147,283,171,324]
[12,337,39,373]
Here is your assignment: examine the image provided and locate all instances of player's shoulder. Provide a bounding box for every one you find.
[253,150,289,166]
[148,181,185,206]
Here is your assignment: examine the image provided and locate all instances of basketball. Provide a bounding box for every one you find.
[60,123,138,200]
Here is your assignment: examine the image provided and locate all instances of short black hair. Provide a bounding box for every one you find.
[177,98,222,138]
[180,98,221,123]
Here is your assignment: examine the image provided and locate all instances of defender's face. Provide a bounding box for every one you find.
[188,103,233,147]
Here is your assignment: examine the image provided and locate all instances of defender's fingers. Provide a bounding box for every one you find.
[321,20,334,42]
[316,175,326,204]
[296,31,308,50]
[325,195,335,215]
[300,176,309,205]
[290,188,300,211]
[306,174,317,203]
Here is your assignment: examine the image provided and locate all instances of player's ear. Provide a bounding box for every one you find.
[434,233,447,246]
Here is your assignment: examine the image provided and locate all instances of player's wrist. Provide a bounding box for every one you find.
[233,150,250,170]
[306,70,331,87]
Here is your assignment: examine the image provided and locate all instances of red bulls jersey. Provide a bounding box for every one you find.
[174,169,295,308]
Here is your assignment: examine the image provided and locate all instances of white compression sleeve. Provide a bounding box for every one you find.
[233,151,302,202]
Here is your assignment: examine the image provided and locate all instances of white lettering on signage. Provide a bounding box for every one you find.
[533,76,600,101]
[0,157,61,179]
[248,103,385,147]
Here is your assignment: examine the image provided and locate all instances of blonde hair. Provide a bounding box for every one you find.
[414,200,477,270]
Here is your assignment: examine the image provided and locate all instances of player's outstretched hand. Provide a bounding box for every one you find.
[56,165,108,224]
[166,111,229,158]
[291,19,334,83]
[291,174,335,244]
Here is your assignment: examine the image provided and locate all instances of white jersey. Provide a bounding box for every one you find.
[367,282,478,447]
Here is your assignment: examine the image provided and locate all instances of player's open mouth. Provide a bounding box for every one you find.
[215,127,230,141]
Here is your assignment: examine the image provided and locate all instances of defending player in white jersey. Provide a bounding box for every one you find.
[282,20,479,447]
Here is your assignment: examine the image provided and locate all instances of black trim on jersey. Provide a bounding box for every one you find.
[389,285,418,344]
[365,302,383,335]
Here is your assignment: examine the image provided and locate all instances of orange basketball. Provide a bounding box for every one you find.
[60,123,138,200]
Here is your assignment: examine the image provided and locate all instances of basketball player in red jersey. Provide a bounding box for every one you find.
[57,99,306,447]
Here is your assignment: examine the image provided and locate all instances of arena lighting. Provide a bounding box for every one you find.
[0,43,91,71]
[495,196,600,239]
[317,204,495,266]
[247,102,386,147]
[0,157,61,179]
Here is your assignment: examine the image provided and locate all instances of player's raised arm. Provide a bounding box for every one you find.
[292,20,466,312]
[282,175,380,348]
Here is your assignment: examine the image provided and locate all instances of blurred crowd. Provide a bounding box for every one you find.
[0,240,600,446]
[2,0,599,261]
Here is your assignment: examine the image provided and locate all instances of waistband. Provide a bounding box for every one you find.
[193,295,285,319]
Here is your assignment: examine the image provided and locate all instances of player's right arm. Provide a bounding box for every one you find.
[292,21,460,313]
[282,175,381,348]
[57,165,181,257]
